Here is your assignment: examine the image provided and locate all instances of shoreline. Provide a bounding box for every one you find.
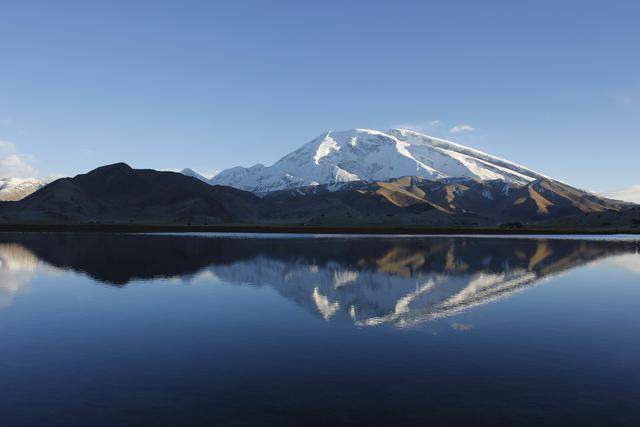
[0,223,639,235]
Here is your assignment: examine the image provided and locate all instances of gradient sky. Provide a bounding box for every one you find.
[1,0,638,192]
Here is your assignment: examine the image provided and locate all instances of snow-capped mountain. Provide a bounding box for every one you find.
[0,178,45,201]
[210,128,547,193]
[607,184,640,204]
[180,168,210,183]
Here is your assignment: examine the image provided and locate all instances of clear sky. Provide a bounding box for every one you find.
[1,0,638,192]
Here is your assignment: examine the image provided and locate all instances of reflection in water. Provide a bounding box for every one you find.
[0,233,638,327]
[609,253,640,273]
[0,243,41,308]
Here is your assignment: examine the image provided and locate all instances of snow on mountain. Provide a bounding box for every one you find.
[211,128,547,193]
[606,184,640,204]
[0,178,45,201]
[180,168,210,183]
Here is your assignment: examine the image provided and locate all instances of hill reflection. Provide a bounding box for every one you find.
[0,234,638,327]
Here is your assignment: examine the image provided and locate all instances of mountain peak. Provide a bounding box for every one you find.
[91,162,132,174]
[211,128,548,193]
[386,128,429,137]
[180,168,210,183]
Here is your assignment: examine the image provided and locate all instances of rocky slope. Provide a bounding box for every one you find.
[264,176,632,226]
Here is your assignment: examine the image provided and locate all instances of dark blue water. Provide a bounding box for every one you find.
[1,233,639,426]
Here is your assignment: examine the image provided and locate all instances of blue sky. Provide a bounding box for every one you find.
[0,0,638,192]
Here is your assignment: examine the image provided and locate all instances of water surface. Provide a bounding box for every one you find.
[1,233,640,426]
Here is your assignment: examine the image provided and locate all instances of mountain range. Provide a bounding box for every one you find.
[0,128,637,229]
[0,163,636,229]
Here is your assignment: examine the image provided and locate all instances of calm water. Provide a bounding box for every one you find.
[1,233,640,426]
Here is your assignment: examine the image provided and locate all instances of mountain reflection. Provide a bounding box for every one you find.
[0,233,638,327]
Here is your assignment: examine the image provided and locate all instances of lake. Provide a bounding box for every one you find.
[1,233,640,426]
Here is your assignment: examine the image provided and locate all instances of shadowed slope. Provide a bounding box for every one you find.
[3,163,264,224]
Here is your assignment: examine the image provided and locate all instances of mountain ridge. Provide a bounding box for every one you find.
[0,162,636,229]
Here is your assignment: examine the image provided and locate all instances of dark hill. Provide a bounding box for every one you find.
[1,163,265,224]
